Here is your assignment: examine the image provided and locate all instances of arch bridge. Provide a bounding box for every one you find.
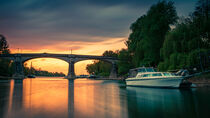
[0,53,118,79]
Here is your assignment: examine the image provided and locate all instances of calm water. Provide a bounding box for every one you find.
[0,77,210,118]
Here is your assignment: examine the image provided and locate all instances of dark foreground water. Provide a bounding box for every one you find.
[0,77,210,118]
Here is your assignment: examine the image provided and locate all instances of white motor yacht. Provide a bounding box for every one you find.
[126,67,184,88]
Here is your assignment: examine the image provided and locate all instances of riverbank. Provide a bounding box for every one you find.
[188,72,210,87]
[87,77,124,80]
[2,73,210,88]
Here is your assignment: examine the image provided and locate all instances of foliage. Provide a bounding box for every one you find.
[192,0,210,46]
[158,0,210,71]
[0,59,14,76]
[24,63,65,77]
[0,35,13,77]
[117,49,133,75]
[126,0,178,67]
[86,60,111,76]
[0,34,10,54]
[86,50,118,76]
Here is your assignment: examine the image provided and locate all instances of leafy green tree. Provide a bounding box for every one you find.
[0,34,12,77]
[158,0,210,71]
[86,50,118,76]
[193,0,210,46]
[102,50,118,57]
[24,63,65,77]
[117,49,133,76]
[126,1,178,67]
[0,34,10,54]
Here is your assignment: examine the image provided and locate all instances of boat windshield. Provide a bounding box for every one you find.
[146,68,155,72]
[138,68,146,73]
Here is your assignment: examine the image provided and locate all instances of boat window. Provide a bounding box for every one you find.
[152,73,162,76]
[146,68,155,72]
[171,73,176,76]
[163,73,172,76]
[142,74,152,77]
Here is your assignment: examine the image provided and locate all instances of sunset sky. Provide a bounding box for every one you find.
[0,0,196,75]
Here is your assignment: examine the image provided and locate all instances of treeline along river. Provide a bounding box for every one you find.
[0,77,210,118]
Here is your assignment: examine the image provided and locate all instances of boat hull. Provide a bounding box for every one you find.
[126,77,183,88]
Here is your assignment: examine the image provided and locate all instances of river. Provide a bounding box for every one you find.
[0,77,210,118]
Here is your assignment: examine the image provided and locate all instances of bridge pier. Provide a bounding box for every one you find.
[13,59,24,79]
[109,62,117,79]
[66,61,76,79]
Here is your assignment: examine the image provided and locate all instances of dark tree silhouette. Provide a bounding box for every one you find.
[0,34,9,54]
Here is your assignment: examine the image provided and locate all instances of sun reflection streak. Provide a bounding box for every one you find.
[8,80,14,113]
[22,78,69,117]
[73,79,128,118]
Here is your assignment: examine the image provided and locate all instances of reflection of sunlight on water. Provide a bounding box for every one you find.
[8,80,14,113]
[73,79,128,118]
[21,78,68,117]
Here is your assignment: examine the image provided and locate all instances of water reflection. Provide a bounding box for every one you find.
[73,79,128,118]
[0,78,210,118]
[0,80,11,118]
[126,87,210,118]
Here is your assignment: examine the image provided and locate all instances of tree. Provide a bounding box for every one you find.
[0,34,12,76]
[86,50,118,76]
[193,0,209,19]
[102,50,118,57]
[117,49,133,76]
[126,1,178,67]
[193,0,210,46]
[158,0,210,71]
[0,34,10,54]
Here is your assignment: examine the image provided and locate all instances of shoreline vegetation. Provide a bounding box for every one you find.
[24,65,65,77]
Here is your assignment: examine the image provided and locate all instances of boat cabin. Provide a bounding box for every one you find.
[129,67,156,77]
[136,72,176,79]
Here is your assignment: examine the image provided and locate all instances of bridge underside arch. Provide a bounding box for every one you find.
[74,59,117,78]
[22,57,69,64]
[23,57,69,75]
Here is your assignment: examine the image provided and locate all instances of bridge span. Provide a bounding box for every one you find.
[0,53,118,79]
